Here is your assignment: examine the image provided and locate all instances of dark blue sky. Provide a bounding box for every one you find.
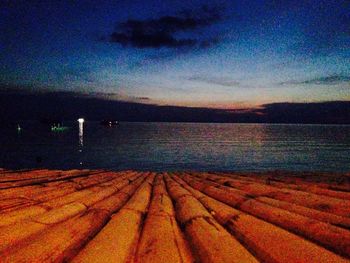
[0,0,349,108]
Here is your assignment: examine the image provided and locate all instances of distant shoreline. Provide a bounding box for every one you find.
[2,120,350,125]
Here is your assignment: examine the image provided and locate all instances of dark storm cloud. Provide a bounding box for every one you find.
[280,75,350,86]
[187,75,240,87]
[107,6,222,48]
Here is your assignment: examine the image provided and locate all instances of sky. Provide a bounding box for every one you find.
[0,0,349,109]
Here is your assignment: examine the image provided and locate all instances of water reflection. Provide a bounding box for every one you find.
[78,119,84,166]
[1,122,349,171]
[78,119,84,148]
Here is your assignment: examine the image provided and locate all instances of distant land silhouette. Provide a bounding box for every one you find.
[1,88,349,124]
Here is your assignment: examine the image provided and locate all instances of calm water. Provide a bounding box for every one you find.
[0,122,349,172]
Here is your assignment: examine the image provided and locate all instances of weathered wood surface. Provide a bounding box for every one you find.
[0,169,349,262]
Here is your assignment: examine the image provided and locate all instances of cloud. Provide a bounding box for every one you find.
[279,75,350,86]
[109,32,196,48]
[134,96,150,101]
[106,6,222,49]
[79,92,151,103]
[187,75,240,87]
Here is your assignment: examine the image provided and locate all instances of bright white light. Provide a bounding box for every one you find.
[78,118,84,147]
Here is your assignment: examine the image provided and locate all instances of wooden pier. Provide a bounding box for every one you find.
[0,169,349,262]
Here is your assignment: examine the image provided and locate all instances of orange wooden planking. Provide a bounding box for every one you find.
[0,168,349,263]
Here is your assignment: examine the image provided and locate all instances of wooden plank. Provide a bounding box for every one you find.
[180,173,350,229]
[0,170,105,189]
[192,172,350,217]
[0,169,55,182]
[239,198,350,258]
[256,196,350,229]
[0,169,349,262]
[92,176,145,213]
[0,171,134,208]
[0,173,150,262]
[0,169,95,183]
[0,205,48,227]
[44,175,137,208]
[72,173,156,263]
[0,172,139,226]
[214,171,350,200]
[215,171,350,192]
[165,175,258,263]
[181,174,350,258]
[135,174,194,263]
[0,202,88,252]
[172,174,349,263]
[1,209,111,262]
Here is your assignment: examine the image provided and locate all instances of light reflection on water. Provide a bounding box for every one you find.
[0,122,349,172]
[78,120,84,148]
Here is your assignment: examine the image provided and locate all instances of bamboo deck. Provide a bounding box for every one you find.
[0,169,349,262]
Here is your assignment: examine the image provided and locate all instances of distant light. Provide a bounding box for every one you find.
[78,118,85,123]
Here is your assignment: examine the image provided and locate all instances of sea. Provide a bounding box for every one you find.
[1,121,349,172]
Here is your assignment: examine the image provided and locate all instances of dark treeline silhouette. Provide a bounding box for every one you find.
[1,91,349,124]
